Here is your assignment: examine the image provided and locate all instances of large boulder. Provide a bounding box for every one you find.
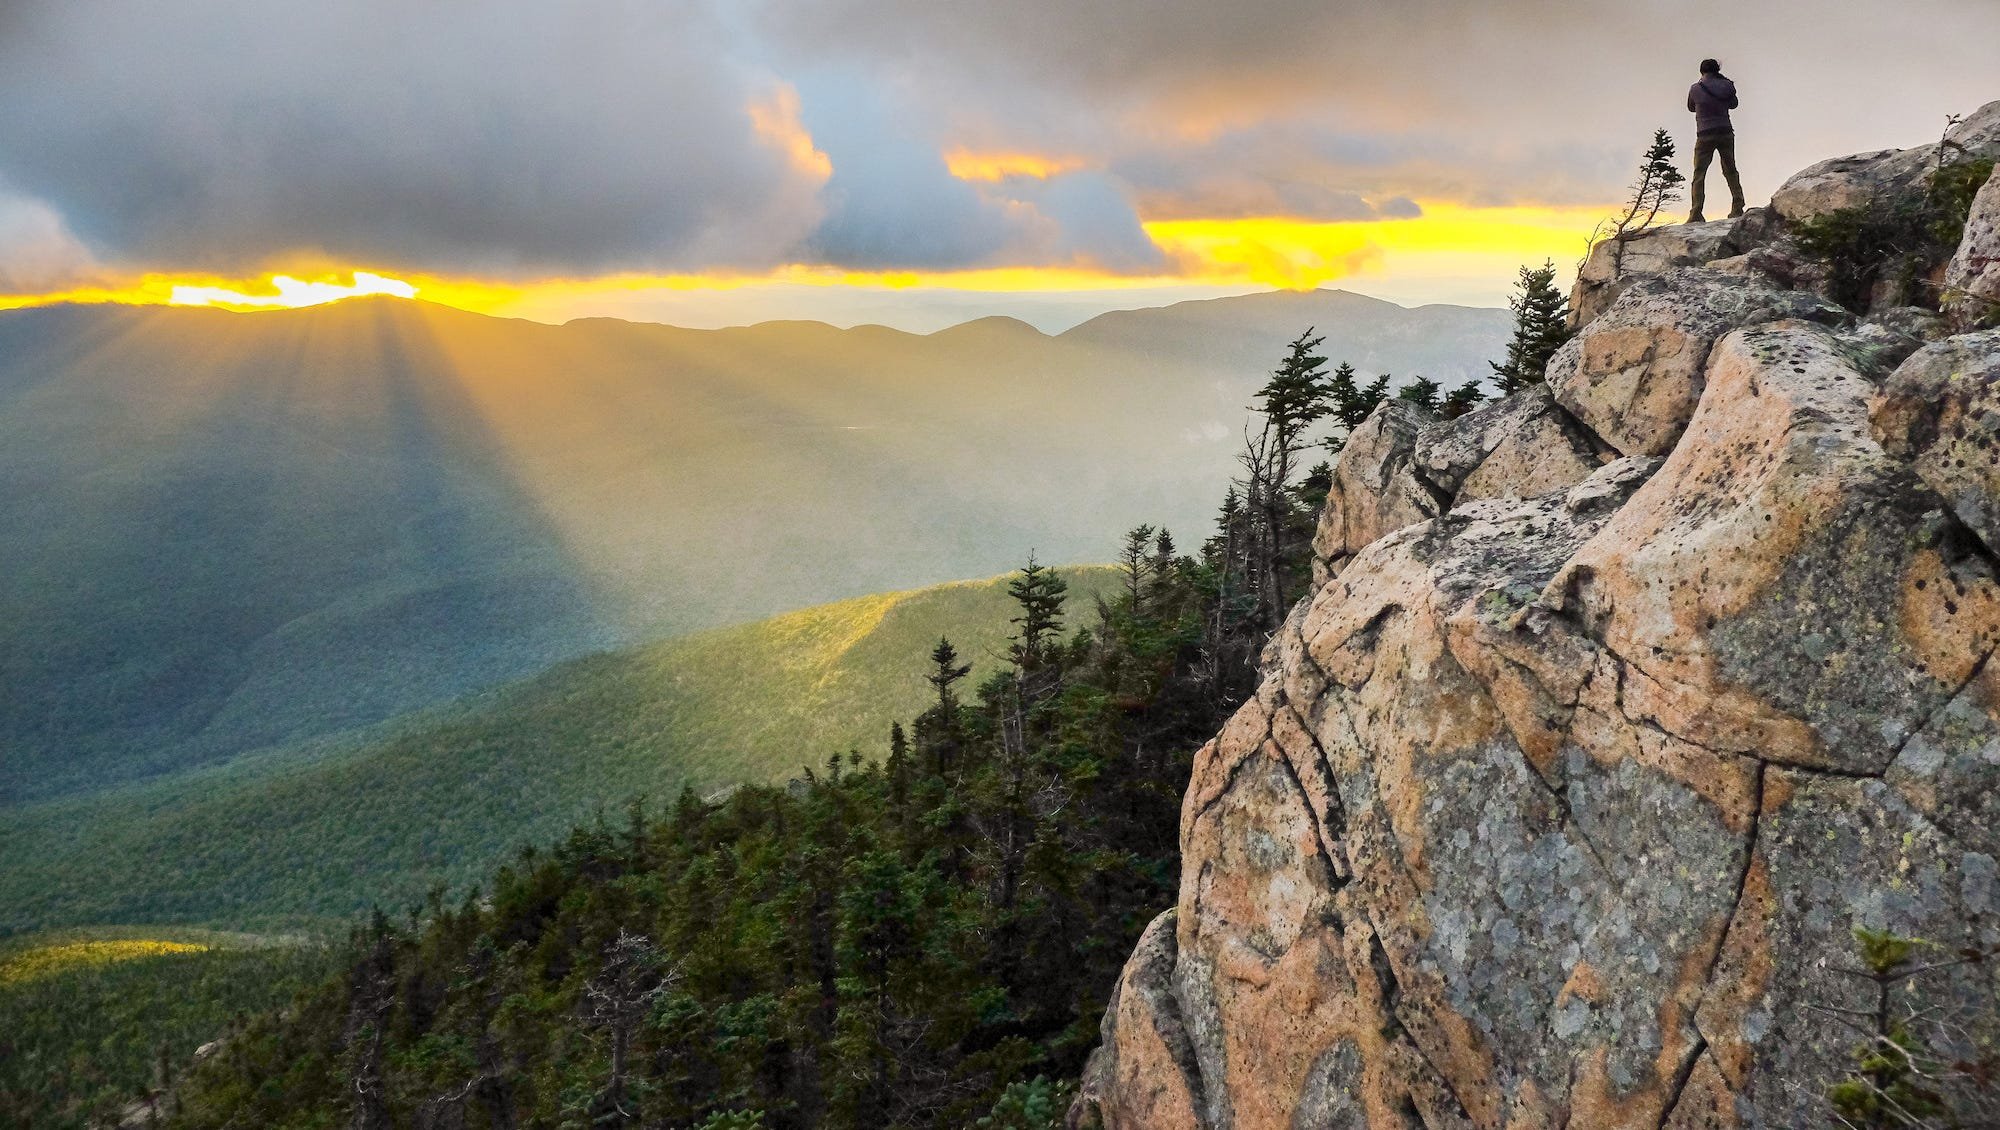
[1872,329,2000,554]
[1945,164,2000,328]
[1312,400,1446,581]
[1078,313,2000,1128]
[1072,911,1206,1130]
[1411,383,1609,505]
[1569,211,1777,329]
[1773,99,2000,225]
[1546,269,1846,457]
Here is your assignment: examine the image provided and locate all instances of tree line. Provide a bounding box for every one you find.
[154,279,1590,1130]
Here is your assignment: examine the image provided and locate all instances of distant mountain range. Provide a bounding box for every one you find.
[0,289,1507,804]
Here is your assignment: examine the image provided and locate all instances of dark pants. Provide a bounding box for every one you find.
[1691,131,1744,219]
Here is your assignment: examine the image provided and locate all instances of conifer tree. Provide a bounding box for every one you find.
[1490,260,1574,393]
[925,638,971,716]
[1239,330,1334,630]
[1005,557,1068,680]
[1397,375,1443,413]
[920,638,972,781]
[1148,527,1178,596]
[1594,128,1687,278]
[1118,525,1156,610]
[1322,361,1390,453]
[1441,378,1487,420]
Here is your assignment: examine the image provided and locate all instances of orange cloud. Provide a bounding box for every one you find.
[748,84,834,181]
[943,149,1089,182]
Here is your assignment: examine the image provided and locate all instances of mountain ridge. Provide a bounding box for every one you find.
[0,287,1507,804]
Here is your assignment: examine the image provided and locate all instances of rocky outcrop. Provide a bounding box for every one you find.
[1873,329,2000,551]
[1411,384,1609,504]
[1076,119,2000,1130]
[1946,166,2000,327]
[1772,100,2000,225]
[1546,269,1845,457]
[1568,212,1776,328]
[1314,401,1446,581]
[1572,101,2000,326]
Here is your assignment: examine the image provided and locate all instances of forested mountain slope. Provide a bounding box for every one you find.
[0,568,1115,932]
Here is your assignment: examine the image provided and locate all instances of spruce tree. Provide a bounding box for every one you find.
[1323,361,1391,452]
[1118,525,1156,609]
[1005,556,1069,680]
[925,638,971,715]
[1490,260,1575,394]
[1594,128,1687,278]
[1239,330,1335,630]
[1396,376,1442,413]
[1441,378,1486,419]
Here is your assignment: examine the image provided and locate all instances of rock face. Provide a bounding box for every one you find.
[1076,122,2000,1130]
[1314,401,1446,581]
[1412,384,1609,504]
[1946,166,2000,327]
[1873,330,2000,551]
[1568,211,1776,328]
[1772,99,2000,225]
[1546,269,1845,457]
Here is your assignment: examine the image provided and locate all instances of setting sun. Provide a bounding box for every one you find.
[170,271,418,310]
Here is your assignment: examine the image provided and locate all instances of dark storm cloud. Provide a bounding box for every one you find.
[757,0,2000,211]
[0,1,830,275]
[3,0,1998,281]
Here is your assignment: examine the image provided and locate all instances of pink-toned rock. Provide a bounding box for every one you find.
[1945,165,2000,328]
[1569,210,1777,328]
[1080,313,2000,1128]
[1772,99,2000,226]
[1312,400,1444,581]
[1546,268,1846,457]
[1412,383,1609,505]
[1872,329,2000,554]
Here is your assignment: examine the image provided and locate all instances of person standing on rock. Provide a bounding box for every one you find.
[1687,58,1746,222]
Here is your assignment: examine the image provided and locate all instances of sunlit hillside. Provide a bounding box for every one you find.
[0,291,1506,804]
[0,927,333,1128]
[0,567,1117,931]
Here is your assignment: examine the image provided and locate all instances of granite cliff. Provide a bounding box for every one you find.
[1074,102,2000,1128]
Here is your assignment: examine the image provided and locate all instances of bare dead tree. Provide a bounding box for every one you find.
[581,929,682,1128]
[1802,929,2000,1128]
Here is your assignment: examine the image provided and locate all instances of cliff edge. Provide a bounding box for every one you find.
[1074,102,2000,1129]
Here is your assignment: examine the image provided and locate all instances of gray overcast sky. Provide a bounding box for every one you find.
[1,0,1995,306]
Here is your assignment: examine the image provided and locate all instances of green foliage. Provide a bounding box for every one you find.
[0,570,1117,932]
[1821,928,1999,1127]
[1490,260,1574,394]
[1324,361,1391,450]
[1396,375,1443,412]
[1440,378,1487,420]
[1254,330,1335,455]
[976,1077,1075,1129]
[167,541,1250,1130]
[1593,128,1686,278]
[1795,157,1996,312]
[0,929,334,1130]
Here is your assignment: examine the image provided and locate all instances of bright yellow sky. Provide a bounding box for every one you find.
[0,202,1608,325]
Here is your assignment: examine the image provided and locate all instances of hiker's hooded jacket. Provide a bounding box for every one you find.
[1688,74,1738,135]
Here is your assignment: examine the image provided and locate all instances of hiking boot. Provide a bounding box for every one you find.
[1728,203,1745,219]
[1687,211,1706,224]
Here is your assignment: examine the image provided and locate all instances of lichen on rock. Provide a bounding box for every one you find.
[1075,115,2000,1130]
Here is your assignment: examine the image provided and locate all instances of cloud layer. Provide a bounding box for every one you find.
[4,0,1998,287]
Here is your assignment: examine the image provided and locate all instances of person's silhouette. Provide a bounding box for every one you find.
[1687,58,1745,222]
